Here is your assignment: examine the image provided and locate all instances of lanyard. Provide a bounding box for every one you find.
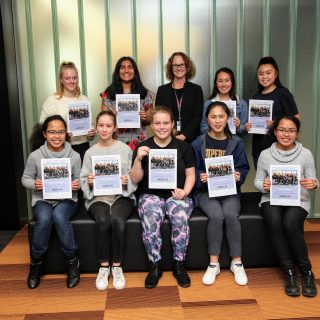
[173,89,183,121]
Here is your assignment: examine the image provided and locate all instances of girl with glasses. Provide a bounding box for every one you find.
[254,115,318,297]
[22,115,81,289]
[156,52,204,143]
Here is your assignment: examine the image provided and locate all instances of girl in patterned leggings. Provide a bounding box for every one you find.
[131,106,196,289]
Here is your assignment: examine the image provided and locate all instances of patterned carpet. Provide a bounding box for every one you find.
[0,220,320,320]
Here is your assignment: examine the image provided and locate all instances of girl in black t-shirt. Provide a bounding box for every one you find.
[131,106,195,289]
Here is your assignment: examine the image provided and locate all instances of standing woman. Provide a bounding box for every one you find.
[40,61,96,161]
[131,106,196,289]
[192,101,250,286]
[156,52,204,142]
[200,67,248,135]
[80,111,137,290]
[100,56,154,150]
[22,115,81,289]
[254,115,318,297]
[245,56,300,169]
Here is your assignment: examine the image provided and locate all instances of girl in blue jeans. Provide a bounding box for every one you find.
[22,115,81,289]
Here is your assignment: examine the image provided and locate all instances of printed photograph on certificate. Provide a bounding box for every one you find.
[92,155,122,196]
[148,149,177,189]
[116,94,141,128]
[270,165,301,206]
[205,155,237,197]
[41,158,72,199]
[67,100,91,136]
[224,100,236,134]
[248,99,273,134]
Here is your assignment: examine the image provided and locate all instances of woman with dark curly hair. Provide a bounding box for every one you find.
[100,56,154,150]
[155,52,203,143]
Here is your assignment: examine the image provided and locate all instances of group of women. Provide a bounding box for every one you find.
[21,52,318,298]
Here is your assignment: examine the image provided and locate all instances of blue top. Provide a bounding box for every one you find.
[200,95,248,135]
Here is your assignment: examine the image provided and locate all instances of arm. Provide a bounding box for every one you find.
[233,139,250,186]
[130,146,149,184]
[79,151,94,200]
[121,148,138,196]
[300,149,319,190]
[191,138,206,189]
[140,90,154,125]
[200,100,211,134]
[254,153,269,193]
[21,154,38,190]
[237,99,248,134]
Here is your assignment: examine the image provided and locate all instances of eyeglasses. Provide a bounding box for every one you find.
[46,130,66,136]
[276,128,297,135]
[172,63,186,70]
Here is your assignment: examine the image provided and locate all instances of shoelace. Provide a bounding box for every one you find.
[98,268,109,280]
[113,267,121,279]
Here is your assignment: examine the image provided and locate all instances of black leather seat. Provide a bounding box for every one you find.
[27,192,277,273]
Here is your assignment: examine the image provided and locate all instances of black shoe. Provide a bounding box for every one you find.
[302,271,317,297]
[27,256,43,289]
[284,269,300,297]
[145,261,163,289]
[65,255,80,288]
[172,260,190,288]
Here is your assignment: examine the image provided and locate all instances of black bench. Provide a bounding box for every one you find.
[27,192,277,273]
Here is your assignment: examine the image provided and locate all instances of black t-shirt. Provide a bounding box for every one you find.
[205,134,228,158]
[252,86,299,157]
[132,137,195,199]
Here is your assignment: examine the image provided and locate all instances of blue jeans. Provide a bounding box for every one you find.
[31,200,78,258]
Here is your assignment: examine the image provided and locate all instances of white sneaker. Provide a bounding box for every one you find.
[230,262,248,286]
[112,266,126,290]
[202,264,220,285]
[96,267,110,290]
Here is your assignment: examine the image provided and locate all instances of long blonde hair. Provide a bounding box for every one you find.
[55,61,81,98]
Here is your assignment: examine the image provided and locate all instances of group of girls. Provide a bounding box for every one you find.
[21,52,318,298]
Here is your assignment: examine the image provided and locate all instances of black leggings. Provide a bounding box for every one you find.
[89,198,134,264]
[261,202,311,272]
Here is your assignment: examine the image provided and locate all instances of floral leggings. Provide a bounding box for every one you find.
[138,193,193,263]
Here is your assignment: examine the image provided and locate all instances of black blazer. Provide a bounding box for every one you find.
[155,81,204,142]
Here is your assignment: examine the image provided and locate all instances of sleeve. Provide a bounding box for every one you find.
[72,152,81,181]
[181,85,204,141]
[237,99,248,134]
[122,148,138,197]
[254,152,269,193]
[303,149,318,181]
[21,154,37,190]
[155,86,165,106]
[200,100,211,134]
[39,96,53,123]
[101,92,115,112]
[183,142,196,168]
[280,88,299,116]
[142,90,155,111]
[79,150,94,200]
[233,139,250,186]
[191,138,206,189]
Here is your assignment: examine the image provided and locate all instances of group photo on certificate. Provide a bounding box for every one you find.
[116,94,141,129]
[67,100,92,137]
[248,99,273,134]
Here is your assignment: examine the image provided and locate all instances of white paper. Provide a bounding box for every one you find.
[67,100,92,136]
[92,155,122,196]
[148,149,177,189]
[205,155,237,197]
[270,165,301,206]
[248,99,273,134]
[116,94,141,128]
[224,100,237,134]
[41,158,72,199]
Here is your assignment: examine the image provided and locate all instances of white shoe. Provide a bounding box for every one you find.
[230,262,248,286]
[202,264,220,285]
[112,266,126,290]
[96,267,110,290]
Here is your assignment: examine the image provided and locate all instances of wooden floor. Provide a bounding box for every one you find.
[0,221,320,320]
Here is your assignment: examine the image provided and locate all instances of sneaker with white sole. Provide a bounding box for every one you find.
[96,267,110,290]
[202,264,220,285]
[230,262,248,286]
[112,266,126,290]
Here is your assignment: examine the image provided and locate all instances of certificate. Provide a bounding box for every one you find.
[224,100,236,134]
[205,155,237,197]
[67,100,91,136]
[149,149,177,189]
[116,94,140,128]
[270,165,301,206]
[92,155,122,196]
[248,99,273,134]
[41,158,72,199]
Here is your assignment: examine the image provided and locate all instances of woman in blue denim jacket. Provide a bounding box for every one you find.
[200,67,248,135]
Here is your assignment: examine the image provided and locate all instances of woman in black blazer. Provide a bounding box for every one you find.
[155,52,204,143]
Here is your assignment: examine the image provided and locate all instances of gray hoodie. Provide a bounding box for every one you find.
[21,141,81,206]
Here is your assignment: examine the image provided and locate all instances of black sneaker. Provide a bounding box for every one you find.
[284,269,300,297]
[302,271,317,297]
[172,260,190,288]
[145,261,163,289]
